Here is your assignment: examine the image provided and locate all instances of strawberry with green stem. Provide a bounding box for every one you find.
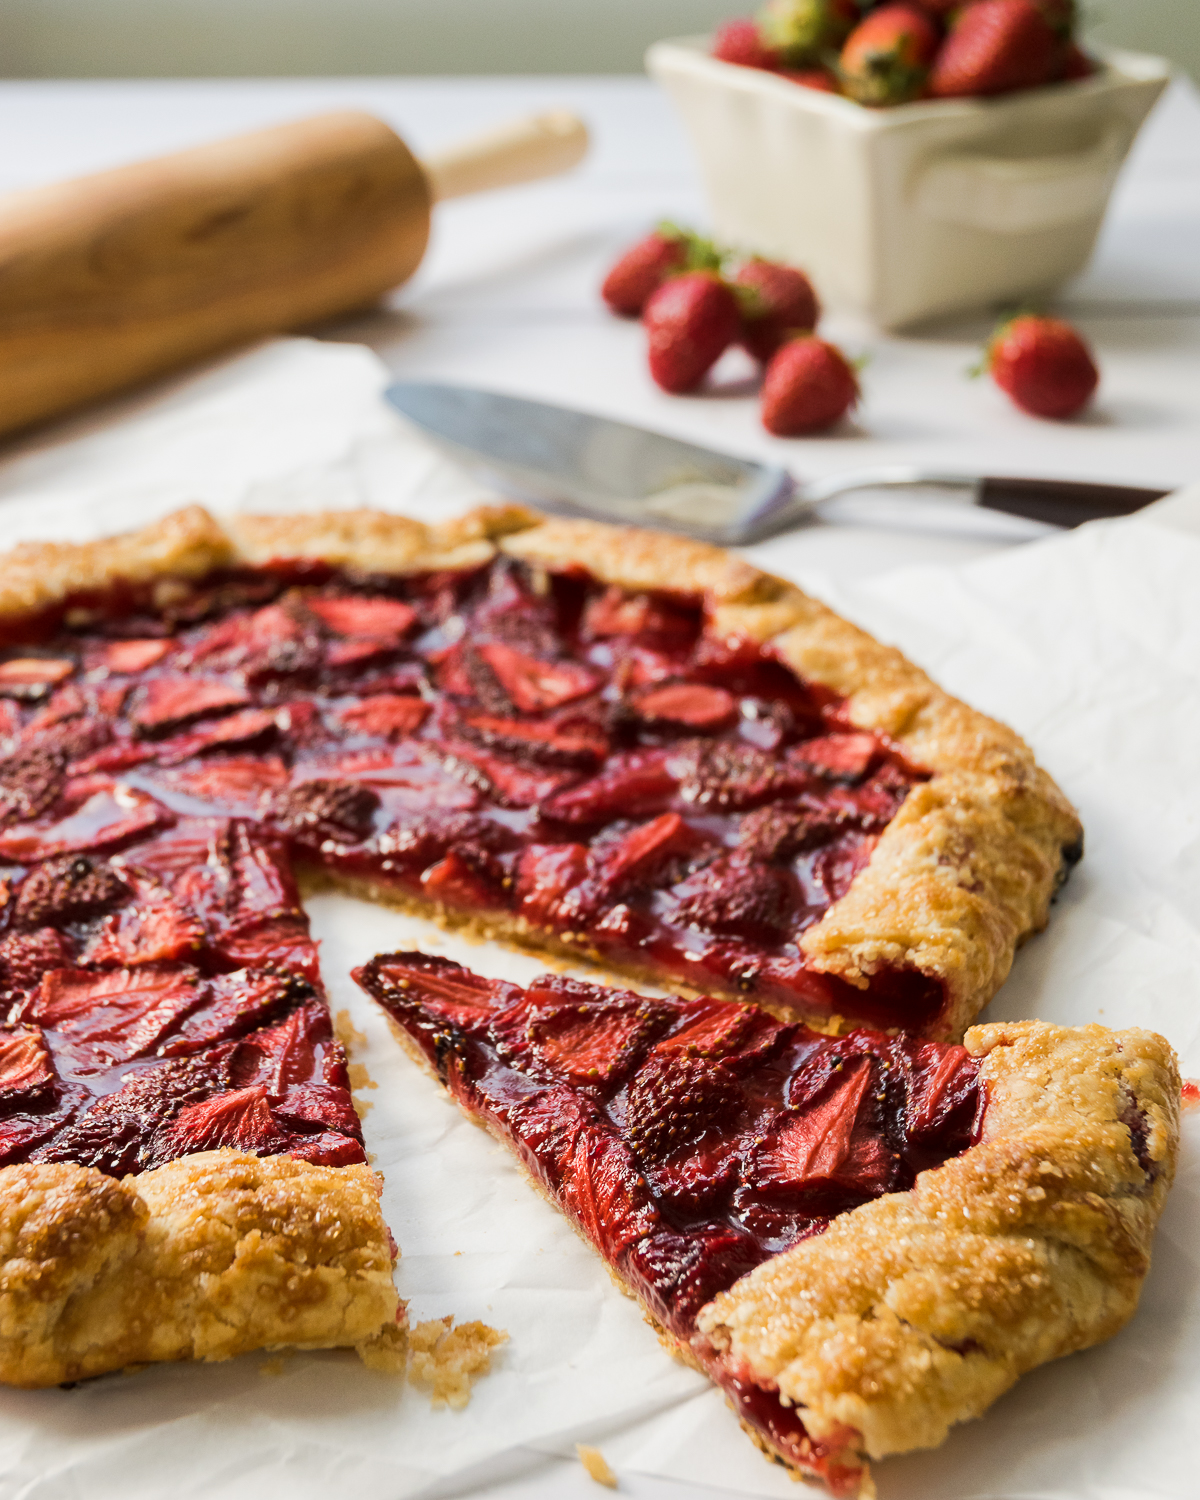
[761,335,861,435]
[981,312,1099,419]
[929,0,1060,97]
[601,224,721,318]
[711,17,784,70]
[757,0,860,65]
[643,272,743,394]
[839,4,942,106]
[730,258,821,363]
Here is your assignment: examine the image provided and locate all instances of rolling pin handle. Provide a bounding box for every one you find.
[420,110,589,202]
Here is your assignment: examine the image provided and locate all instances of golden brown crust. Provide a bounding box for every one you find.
[498,515,778,607]
[0,505,234,623]
[0,505,1081,1039]
[696,1021,1180,1472]
[224,503,537,575]
[0,1150,400,1387]
[802,774,1071,1039]
[407,1315,508,1409]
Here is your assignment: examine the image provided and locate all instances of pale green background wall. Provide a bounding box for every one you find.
[1,0,1196,80]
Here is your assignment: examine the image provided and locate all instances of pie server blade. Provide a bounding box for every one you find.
[384,380,1171,547]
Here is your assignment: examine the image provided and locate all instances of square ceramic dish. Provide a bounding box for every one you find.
[646,37,1169,329]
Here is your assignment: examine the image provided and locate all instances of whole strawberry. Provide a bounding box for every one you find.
[985,314,1098,419]
[644,272,742,394]
[757,0,859,64]
[712,17,783,70]
[840,5,942,106]
[731,258,821,362]
[601,225,719,318]
[761,336,860,434]
[929,0,1059,97]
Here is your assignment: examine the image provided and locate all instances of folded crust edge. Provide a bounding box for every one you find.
[0,1149,400,1388]
[695,1019,1180,1467]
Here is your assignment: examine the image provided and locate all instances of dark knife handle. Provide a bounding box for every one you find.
[979,476,1172,529]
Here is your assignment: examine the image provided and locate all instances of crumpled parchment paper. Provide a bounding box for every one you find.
[0,339,1195,1500]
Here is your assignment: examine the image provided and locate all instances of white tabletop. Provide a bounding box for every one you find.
[0,72,1199,1500]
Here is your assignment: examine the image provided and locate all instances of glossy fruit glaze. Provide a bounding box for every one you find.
[0,551,938,1034]
[0,818,364,1175]
[355,951,983,1492]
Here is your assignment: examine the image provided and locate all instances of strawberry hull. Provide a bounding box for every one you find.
[355,953,983,1494]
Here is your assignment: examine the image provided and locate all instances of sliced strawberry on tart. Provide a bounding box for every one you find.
[355,951,1180,1497]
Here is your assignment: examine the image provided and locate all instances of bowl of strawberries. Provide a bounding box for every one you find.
[646,2,1168,328]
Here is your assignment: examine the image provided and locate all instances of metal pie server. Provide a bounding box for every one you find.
[385,381,1171,547]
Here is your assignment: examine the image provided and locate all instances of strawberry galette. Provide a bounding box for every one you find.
[356,951,1180,1497]
[0,501,1083,1392]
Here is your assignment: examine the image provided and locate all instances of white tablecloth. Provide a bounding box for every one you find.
[0,72,1198,1500]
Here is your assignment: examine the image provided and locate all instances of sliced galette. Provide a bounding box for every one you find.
[355,952,1180,1498]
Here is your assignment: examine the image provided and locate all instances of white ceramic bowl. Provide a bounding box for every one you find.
[646,36,1169,329]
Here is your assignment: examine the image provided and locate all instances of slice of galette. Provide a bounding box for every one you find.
[0,817,400,1387]
[0,502,1080,1042]
[355,952,1180,1498]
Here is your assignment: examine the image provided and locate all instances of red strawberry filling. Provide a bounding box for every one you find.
[356,953,983,1493]
[0,818,363,1176]
[340,694,430,739]
[0,658,74,696]
[133,677,252,734]
[0,552,977,1188]
[0,556,947,1030]
[99,638,173,675]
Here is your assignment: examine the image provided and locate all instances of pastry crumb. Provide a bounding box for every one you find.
[334,1009,368,1054]
[408,1315,507,1409]
[576,1444,618,1488]
[347,1061,377,1091]
[259,1356,288,1377]
[337,1013,378,1118]
[356,1317,409,1374]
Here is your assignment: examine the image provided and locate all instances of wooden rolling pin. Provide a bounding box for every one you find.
[0,108,588,440]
